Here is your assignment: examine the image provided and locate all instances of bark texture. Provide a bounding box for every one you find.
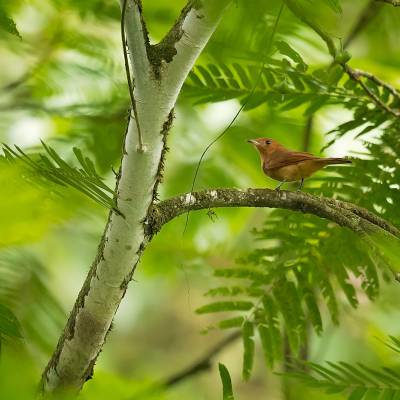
[149,188,400,239]
[41,0,230,392]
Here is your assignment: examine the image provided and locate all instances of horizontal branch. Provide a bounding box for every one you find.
[149,188,400,239]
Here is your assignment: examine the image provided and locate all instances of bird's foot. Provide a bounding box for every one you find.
[274,181,286,191]
[297,179,304,192]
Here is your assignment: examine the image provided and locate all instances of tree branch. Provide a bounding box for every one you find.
[41,0,231,394]
[159,1,231,94]
[376,0,400,5]
[343,0,382,49]
[350,68,400,100]
[121,0,144,151]
[149,188,400,239]
[282,0,337,57]
[121,0,151,85]
[344,65,400,117]
[161,331,240,388]
[283,0,400,118]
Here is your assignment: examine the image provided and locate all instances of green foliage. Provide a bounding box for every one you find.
[219,363,235,400]
[0,252,65,354]
[0,303,22,352]
[183,40,375,114]
[197,119,400,375]
[0,0,400,399]
[197,208,392,370]
[2,142,116,211]
[183,57,359,113]
[0,158,84,247]
[242,320,255,380]
[193,27,400,379]
[184,41,400,150]
[0,2,21,39]
[285,347,400,400]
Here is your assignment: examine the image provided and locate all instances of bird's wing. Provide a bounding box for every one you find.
[265,151,320,170]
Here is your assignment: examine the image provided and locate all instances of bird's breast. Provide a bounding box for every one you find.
[263,164,302,182]
[263,160,324,182]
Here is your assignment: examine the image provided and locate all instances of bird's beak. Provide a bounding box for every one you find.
[247,139,257,145]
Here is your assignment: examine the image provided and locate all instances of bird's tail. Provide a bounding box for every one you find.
[320,157,352,165]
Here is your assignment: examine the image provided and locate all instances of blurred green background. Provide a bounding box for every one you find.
[1,0,400,399]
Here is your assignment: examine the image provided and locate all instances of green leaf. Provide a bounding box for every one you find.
[280,94,313,111]
[262,295,283,363]
[273,279,305,353]
[0,303,22,340]
[348,387,367,400]
[2,142,116,211]
[218,363,235,400]
[303,288,323,334]
[258,324,274,368]
[197,65,217,88]
[242,321,255,381]
[275,41,307,69]
[380,389,396,400]
[218,317,245,329]
[196,301,254,314]
[320,0,342,14]
[0,8,21,38]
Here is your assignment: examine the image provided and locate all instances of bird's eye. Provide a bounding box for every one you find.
[265,140,272,145]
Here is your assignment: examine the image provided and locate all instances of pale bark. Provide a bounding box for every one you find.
[149,188,400,238]
[41,0,230,392]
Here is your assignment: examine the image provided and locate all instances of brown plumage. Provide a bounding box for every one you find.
[248,138,351,190]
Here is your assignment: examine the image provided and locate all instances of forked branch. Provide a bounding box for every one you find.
[283,0,400,118]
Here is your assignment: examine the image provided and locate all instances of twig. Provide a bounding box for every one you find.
[351,68,400,100]
[121,0,144,152]
[283,0,336,57]
[0,35,57,95]
[304,0,382,152]
[343,0,381,49]
[344,65,400,117]
[283,0,400,118]
[162,331,241,387]
[376,0,400,5]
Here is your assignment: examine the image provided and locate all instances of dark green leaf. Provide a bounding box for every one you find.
[196,301,254,314]
[0,303,22,339]
[242,321,254,380]
[218,317,245,329]
[219,363,235,400]
[0,8,21,38]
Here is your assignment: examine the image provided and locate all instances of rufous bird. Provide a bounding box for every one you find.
[248,138,351,191]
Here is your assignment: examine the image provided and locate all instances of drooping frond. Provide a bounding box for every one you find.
[197,210,389,374]
[2,142,116,211]
[285,357,400,400]
[183,40,399,145]
[0,252,65,354]
[0,303,22,352]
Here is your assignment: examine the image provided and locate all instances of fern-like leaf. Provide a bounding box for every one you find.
[285,359,400,400]
[2,142,116,211]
